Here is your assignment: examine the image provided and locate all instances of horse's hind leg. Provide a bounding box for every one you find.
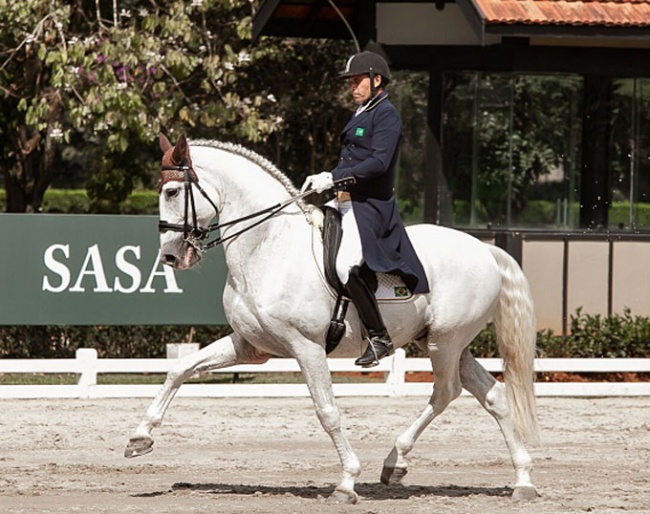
[381,340,463,485]
[459,347,538,500]
[124,332,268,458]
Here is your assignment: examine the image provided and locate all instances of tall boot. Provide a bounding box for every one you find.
[345,266,394,367]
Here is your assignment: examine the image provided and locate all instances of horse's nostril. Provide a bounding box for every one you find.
[162,254,177,265]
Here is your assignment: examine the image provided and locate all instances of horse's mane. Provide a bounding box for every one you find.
[189,139,314,223]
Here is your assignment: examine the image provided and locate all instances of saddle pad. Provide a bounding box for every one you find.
[376,273,414,302]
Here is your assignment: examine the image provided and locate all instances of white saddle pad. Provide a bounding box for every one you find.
[376,273,414,302]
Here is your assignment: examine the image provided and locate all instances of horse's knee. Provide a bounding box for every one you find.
[316,404,341,434]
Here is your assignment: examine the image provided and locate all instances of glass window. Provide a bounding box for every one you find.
[610,78,650,231]
[441,71,583,230]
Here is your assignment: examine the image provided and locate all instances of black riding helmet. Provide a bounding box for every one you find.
[339,51,391,94]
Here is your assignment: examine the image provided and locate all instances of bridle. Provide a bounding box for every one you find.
[158,162,354,253]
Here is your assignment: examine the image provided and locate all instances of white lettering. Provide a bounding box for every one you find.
[42,244,71,293]
[113,246,142,294]
[140,250,183,293]
[69,244,112,292]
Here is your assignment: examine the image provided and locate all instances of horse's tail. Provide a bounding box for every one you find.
[488,244,540,445]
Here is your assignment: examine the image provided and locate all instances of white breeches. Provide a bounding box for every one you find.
[335,200,364,285]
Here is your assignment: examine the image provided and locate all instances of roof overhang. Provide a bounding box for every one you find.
[254,0,650,45]
[252,0,360,42]
[457,0,650,41]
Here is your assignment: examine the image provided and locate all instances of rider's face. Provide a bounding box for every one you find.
[348,74,381,105]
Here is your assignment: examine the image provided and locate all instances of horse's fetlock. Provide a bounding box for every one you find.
[394,434,412,455]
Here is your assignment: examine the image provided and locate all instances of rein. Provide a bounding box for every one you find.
[158,163,354,252]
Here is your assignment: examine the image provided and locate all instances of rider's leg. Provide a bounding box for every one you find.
[336,200,393,368]
[345,265,394,367]
[335,199,363,285]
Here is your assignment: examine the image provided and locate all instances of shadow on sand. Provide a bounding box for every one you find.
[132,481,513,501]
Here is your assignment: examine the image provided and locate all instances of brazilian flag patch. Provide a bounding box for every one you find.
[355,127,365,137]
[393,286,409,298]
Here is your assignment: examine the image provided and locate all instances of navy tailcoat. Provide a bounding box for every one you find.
[330,92,430,295]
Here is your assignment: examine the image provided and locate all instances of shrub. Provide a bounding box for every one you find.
[1,308,649,359]
[0,189,158,214]
[465,308,649,359]
[0,325,231,359]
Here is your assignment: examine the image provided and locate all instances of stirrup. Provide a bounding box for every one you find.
[354,337,394,368]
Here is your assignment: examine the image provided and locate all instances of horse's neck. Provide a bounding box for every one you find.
[200,155,311,267]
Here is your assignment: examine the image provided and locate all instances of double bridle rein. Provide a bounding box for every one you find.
[158,162,353,253]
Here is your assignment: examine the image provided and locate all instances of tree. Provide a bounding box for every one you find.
[246,37,353,186]
[0,0,281,212]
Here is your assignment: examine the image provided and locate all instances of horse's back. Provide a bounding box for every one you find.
[406,223,497,273]
[405,223,502,326]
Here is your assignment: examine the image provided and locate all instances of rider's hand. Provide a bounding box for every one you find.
[300,172,334,194]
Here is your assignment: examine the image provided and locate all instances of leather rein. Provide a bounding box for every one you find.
[158,163,354,253]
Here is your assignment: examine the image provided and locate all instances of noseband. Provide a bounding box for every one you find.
[158,163,356,253]
[158,164,220,251]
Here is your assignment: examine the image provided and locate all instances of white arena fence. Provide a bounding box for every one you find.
[0,348,648,399]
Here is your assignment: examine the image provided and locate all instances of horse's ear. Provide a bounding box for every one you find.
[172,134,189,163]
[159,133,173,153]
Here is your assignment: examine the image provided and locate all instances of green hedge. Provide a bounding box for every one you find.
[0,325,232,359]
[1,309,649,359]
[0,189,159,214]
[406,308,650,359]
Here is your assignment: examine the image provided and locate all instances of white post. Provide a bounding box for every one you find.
[386,348,407,396]
[75,348,98,395]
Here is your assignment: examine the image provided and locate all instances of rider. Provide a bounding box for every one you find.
[302,51,429,367]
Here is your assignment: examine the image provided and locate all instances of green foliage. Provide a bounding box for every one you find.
[0,0,289,213]
[119,190,159,214]
[41,189,90,213]
[609,202,650,230]
[0,325,231,359]
[3,309,646,359]
[0,188,159,213]
[467,308,650,359]
[245,38,353,185]
[540,307,650,358]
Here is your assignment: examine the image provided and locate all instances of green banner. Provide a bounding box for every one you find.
[0,214,227,325]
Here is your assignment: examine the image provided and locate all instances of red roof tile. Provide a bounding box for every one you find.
[473,0,650,27]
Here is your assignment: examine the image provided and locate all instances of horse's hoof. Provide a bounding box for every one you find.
[512,485,539,501]
[326,489,359,504]
[380,464,408,485]
[124,435,154,458]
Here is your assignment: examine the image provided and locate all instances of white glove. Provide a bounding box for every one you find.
[300,171,334,194]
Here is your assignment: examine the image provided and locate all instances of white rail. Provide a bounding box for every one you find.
[0,348,648,399]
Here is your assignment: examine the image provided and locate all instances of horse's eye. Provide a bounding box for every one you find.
[166,187,180,199]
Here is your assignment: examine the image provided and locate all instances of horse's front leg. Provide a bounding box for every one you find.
[124,332,268,458]
[295,344,361,504]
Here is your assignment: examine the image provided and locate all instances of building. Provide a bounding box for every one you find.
[253,1,650,331]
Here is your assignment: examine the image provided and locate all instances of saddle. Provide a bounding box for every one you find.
[322,206,378,354]
[322,206,349,354]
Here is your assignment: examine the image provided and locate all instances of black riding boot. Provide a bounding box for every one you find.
[345,266,394,368]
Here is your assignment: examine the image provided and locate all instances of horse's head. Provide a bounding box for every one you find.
[157,133,217,270]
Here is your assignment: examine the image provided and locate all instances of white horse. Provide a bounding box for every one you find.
[125,134,540,504]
